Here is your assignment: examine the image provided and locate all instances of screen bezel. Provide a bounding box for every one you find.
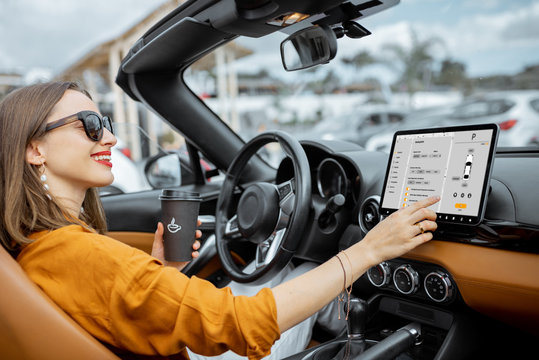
[379,123,499,226]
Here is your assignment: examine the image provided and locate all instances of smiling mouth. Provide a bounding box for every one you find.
[91,151,112,168]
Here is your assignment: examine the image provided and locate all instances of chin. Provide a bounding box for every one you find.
[92,174,115,188]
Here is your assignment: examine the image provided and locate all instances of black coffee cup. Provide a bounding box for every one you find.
[159,190,202,262]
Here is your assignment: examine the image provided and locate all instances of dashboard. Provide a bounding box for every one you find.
[275,139,539,339]
[104,137,539,347]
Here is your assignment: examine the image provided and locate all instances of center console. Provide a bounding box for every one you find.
[283,297,423,360]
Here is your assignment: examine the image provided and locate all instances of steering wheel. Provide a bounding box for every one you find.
[215,131,312,285]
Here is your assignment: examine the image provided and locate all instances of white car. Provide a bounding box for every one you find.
[99,139,150,195]
[367,90,539,152]
[463,154,473,180]
[448,90,539,147]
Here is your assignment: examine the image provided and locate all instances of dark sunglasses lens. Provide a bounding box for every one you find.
[85,114,102,141]
[103,116,114,134]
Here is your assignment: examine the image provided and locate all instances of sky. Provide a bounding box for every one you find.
[0,0,168,80]
[1,0,538,83]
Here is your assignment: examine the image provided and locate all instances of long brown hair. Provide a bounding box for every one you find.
[0,81,108,253]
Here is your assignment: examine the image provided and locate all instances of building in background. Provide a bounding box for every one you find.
[55,0,251,162]
[0,72,23,99]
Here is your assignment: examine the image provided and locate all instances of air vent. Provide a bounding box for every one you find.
[359,195,380,233]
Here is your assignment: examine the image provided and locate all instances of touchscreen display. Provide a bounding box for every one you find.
[379,124,498,225]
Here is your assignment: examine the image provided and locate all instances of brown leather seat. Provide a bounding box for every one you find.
[0,245,119,360]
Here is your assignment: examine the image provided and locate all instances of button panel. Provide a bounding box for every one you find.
[364,259,457,304]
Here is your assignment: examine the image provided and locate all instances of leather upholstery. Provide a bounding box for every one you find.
[404,240,539,336]
[0,245,119,360]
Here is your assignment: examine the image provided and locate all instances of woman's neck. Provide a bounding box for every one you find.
[56,196,83,218]
[45,176,87,218]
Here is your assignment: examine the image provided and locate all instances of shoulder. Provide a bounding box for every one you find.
[20,224,149,268]
[28,224,121,251]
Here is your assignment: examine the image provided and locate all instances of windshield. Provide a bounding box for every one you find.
[185,0,539,157]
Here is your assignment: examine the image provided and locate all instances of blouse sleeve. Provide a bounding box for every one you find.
[18,226,281,359]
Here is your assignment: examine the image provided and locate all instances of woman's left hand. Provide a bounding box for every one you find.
[151,220,202,272]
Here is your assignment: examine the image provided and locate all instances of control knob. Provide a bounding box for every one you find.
[393,264,420,295]
[424,271,454,302]
[367,262,391,287]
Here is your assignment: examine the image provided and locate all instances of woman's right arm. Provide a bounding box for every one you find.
[272,195,439,333]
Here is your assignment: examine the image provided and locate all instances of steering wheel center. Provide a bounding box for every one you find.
[237,183,280,244]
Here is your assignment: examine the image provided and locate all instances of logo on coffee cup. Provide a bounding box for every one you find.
[167,218,182,233]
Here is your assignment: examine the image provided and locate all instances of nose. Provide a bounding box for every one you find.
[101,127,117,147]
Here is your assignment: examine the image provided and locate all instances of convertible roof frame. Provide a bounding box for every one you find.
[115,0,400,178]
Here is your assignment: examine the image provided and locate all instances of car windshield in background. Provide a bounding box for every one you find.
[184,0,539,159]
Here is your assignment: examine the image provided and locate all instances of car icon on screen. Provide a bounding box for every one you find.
[463,154,473,180]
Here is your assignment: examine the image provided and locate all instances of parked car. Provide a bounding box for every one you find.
[367,90,539,152]
[5,0,538,359]
[446,90,539,147]
[365,105,458,152]
[300,104,408,147]
[99,140,150,195]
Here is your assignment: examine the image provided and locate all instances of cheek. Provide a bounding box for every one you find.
[44,136,92,170]
[47,151,89,177]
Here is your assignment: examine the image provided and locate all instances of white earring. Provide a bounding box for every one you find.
[40,162,51,199]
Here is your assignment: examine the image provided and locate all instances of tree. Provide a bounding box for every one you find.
[340,50,391,100]
[382,28,445,98]
[341,50,378,69]
[305,69,341,94]
[435,58,471,93]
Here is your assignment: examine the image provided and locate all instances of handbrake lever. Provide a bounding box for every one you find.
[355,322,421,360]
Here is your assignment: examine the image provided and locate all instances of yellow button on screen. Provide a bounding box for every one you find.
[455,203,467,209]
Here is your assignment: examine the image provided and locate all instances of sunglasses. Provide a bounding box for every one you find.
[45,111,114,141]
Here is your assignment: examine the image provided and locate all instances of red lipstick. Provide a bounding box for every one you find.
[91,151,112,168]
[91,151,112,156]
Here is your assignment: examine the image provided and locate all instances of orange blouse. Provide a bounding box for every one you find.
[17,225,280,359]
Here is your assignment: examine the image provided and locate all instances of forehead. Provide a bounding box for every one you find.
[46,90,100,123]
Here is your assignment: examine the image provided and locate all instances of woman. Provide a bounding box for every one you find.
[0,81,439,359]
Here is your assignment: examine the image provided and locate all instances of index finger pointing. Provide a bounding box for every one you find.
[404,195,440,214]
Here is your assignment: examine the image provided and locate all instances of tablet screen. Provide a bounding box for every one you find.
[379,124,499,225]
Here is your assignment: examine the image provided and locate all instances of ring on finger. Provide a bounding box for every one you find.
[415,222,425,234]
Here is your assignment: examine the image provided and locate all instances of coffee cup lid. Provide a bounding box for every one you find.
[159,189,202,201]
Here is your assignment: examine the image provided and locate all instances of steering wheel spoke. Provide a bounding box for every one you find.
[224,214,242,238]
[255,229,286,270]
[275,179,295,231]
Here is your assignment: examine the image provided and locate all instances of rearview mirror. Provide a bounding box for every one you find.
[280,25,337,71]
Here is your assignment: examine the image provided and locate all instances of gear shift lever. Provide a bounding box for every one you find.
[346,297,368,339]
[282,298,420,360]
[285,298,370,359]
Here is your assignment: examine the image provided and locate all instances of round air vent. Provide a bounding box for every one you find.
[359,195,380,233]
